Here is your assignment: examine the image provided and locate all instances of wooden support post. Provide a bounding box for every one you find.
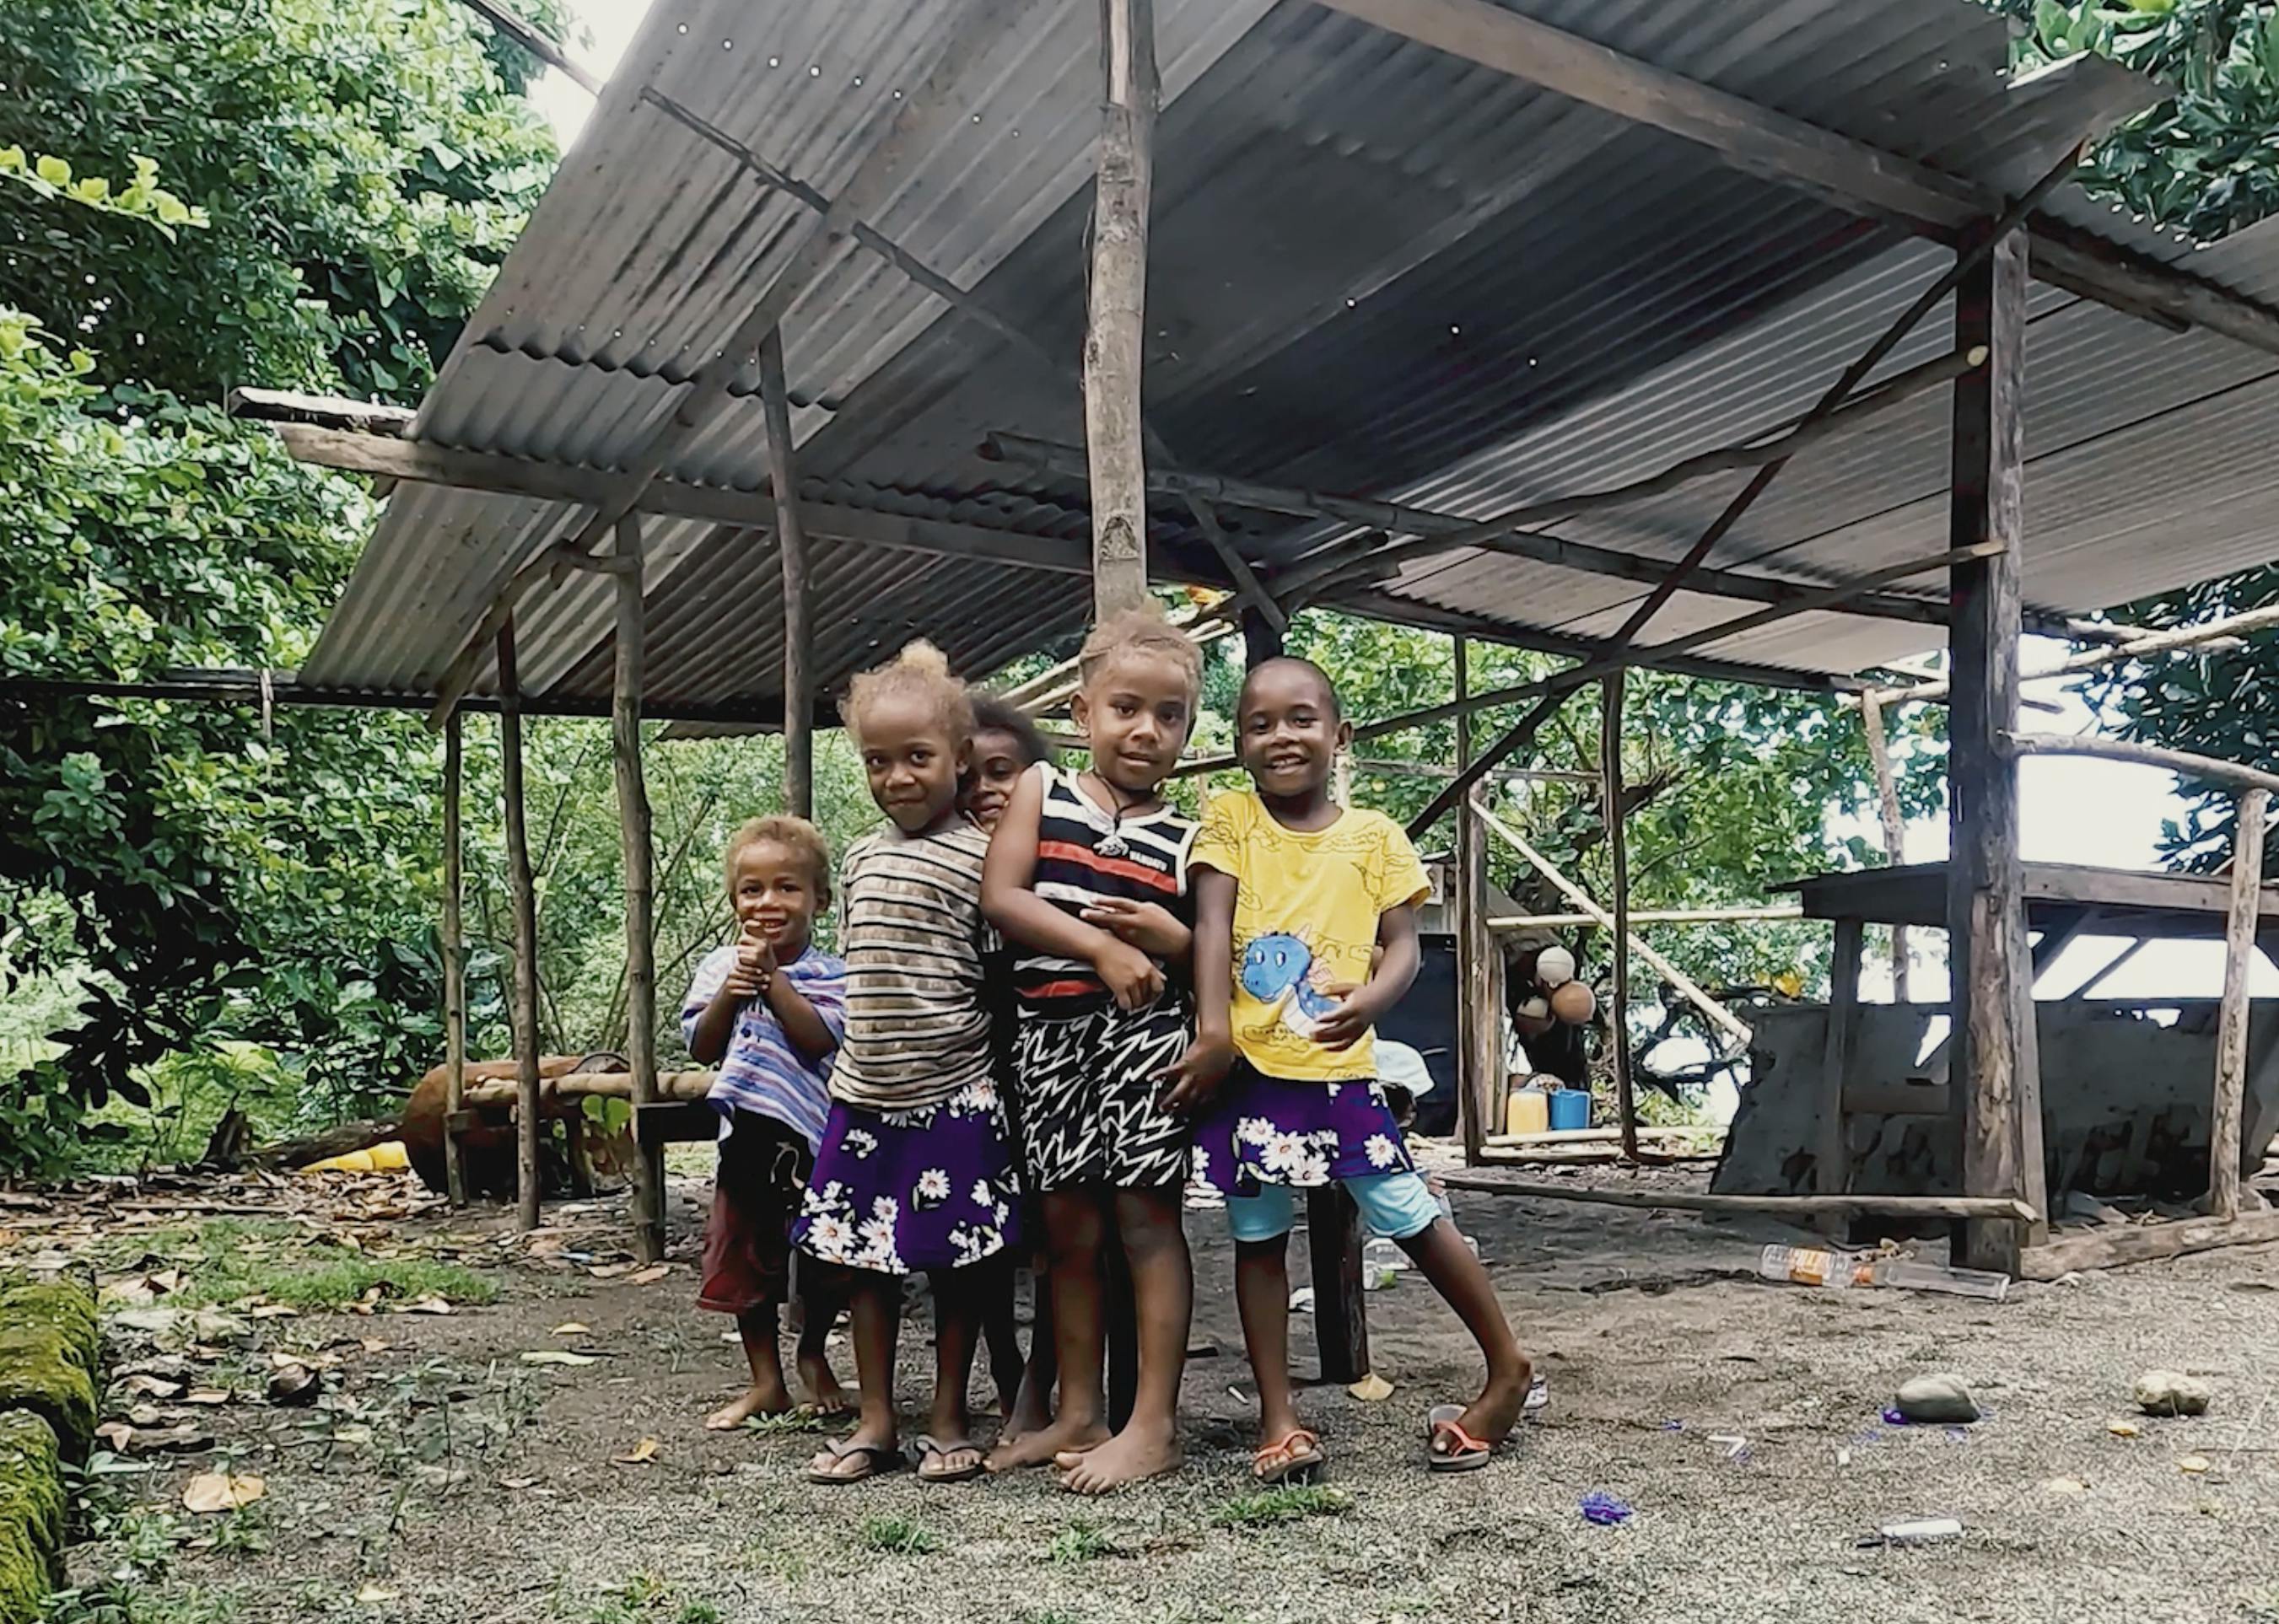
[441,711,468,1207]
[1599,672,1641,1162]
[1946,225,2045,1274]
[1454,637,1498,1164]
[1083,0,1158,616]
[757,328,814,817]
[1860,694,1911,1000]
[1307,1186,1370,1385]
[1817,917,1864,1237]
[2210,787,2267,1220]
[613,516,665,1263]
[497,617,543,1232]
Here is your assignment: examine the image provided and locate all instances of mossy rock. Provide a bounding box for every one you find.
[0,1279,98,1376]
[0,1409,62,1624]
[0,1327,93,1465]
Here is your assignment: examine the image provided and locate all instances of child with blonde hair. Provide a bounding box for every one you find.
[793,642,1017,1484]
[683,815,849,1427]
[983,607,1204,1493]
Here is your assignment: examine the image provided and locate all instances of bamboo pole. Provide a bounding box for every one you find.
[1600,673,1641,1162]
[465,1070,717,1108]
[1474,801,1753,1050]
[2210,788,2268,1220]
[613,515,665,1263]
[1490,905,1801,928]
[1876,602,2279,707]
[1438,1170,2039,1222]
[757,329,814,818]
[1859,693,1912,1000]
[497,617,543,1231]
[1454,637,1493,1164]
[2002,732,2279,798]
[1083,0,1158,616]
[442,711,468,1207]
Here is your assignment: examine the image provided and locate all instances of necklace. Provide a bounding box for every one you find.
[1081,770,1150,859]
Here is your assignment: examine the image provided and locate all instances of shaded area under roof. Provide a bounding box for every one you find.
[298,0,2279,722]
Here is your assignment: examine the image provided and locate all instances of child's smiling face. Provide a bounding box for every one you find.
[1072,650,1193,794]
[967,726,1032,831]
[1236,659,1349,802]
[732,838,822,952]
[857,690,968,833]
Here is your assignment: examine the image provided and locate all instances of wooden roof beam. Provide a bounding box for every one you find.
[1312,0,2279,358]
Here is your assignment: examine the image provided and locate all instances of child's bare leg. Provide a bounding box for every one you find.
[1005,1264,1056,1441]
[794,1267,850,1416]
[810,1271,899,1478]
[979,1257,1027,1422]
[707,1309,792,1428]
[1398,1218,1531,1452]
[989,1191,1111,1470]
[1059,1187,1189,1493]
[917,1266,985,1478]
[1234,1234,1303,1447]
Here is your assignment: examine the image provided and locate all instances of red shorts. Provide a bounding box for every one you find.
[698,1110,812,1316]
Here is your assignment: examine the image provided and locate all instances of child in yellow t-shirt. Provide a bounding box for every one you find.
[1161,657,1532,1483]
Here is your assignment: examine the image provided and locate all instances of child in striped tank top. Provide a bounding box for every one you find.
[982,608,1204,1493]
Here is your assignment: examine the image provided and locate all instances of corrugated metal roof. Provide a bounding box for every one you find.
[302,0,2279,717]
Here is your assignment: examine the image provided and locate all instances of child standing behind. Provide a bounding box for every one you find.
[683,815,850,1428]
[983,609,1202,1493]
[1164,657,1532,1481]
[794,641,1018,1485]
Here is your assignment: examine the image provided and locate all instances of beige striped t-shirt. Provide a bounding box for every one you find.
[830,819,997,1113]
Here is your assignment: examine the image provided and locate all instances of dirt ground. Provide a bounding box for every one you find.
[9,1149,2278,1624]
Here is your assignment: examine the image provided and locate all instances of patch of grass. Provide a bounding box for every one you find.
[100,1218,499,1310]
[1017,1612,1084,1624]
[1046,1520,1115,1564]
[1210,1483,1353,1529]
[859,1514,941,1557]
[739,1409,830,1436]
[40,1584,242,1624]
[672,1606,722,1624]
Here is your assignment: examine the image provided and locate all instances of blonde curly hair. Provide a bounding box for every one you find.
[724,815,832,901]
[1075,605,1202,703]
[838,638,975,750]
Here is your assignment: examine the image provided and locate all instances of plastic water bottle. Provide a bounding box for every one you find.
[1757,1243,1866,1289]
[1360,1237,1407,1290]
[1866,1259,2011,1303]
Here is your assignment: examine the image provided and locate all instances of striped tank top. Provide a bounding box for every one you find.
[1016,761,1198,1018]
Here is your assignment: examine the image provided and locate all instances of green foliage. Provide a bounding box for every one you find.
[0,148,205,236]
[97,1218,496,1309]
[1210,1483,1353,1527]
[0,0,559,402]
[1990,0,2279,239]
[859,1516,942,1557]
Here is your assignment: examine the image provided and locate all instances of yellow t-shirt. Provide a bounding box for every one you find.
[1189,791,1431,1083]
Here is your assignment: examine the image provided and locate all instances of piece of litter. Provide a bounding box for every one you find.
[498,1476,538,1491]
[2108,1420,2141,1438]
[1524,1374,1549,1416]
[1662,1420,1685,1433]
[1944,1428,1970,1444]
[625,1264,671,1286]
[2043,1477,2086,1495]
[1707,1433,1748,1461]
[2178,1455,2212,1475]
[1836,1448,1851,1468]
[1287,1287,1315,1314]
[552,1323,591,1336]
[1227,1385,1251,1405]
[1859,1517,1962,1547]
[1579,1492,1633,1526]
[354,1584,400,1605]
[520,1351,598,1368]
[1881,1407,1910,1427]
[1347,1372,1394,1403]
[612,1437,660,1465]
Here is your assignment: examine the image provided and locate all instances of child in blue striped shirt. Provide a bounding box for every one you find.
[684,815,851,1428]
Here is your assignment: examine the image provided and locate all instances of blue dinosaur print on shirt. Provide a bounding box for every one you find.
[1241,933,1339,1038]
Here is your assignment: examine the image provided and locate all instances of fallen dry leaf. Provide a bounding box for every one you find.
[2179,1455,2212,1475]
[519,1351,597,1368]
[498,1475,538,1491]
[612,1437,660,1465]
[2108,1420,2142,1438]
[182,1471,265,1514]
[117,1374,186,1402]
[625,1264,671,1287]
[249,1304,299,1320]
[181,1390,232,1406]
[551,1323,591,1337]
[2043,1477,2086,1495]
[393,1295,455,1315]
[359,1337,391,1354]
[587,1262,636,1280]
[1345,1372,1394,1403]
[354,1583,400,1605]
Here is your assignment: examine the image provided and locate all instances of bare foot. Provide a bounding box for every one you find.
[808,1425,898,1482]
[1057,1420,1183,1495]
[987,1415,1109,1473]
[1000,1377,1053,1446]
[797,1354,852,1417]
[706,1381,793,1431]
[1430,1358,1531,1461]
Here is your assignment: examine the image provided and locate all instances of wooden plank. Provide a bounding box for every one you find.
[497,617,543,1232]
[1817,916,1864,1230]
[1490,905,1802,928]
[1454,638,1496,1165]
[2211,788,2268,1220]
[1601,672,1641,1162]
[1439,1170,2038,1222]
[1859,694,1911,1001]
[1791,859,2279,933]
[2005,732,2279,799]
[442,712,468,1207]
[1085,0,1160,615]
[1307,1186,1371,1385]
[634,1100,720,1148]
[613,516,665,1263]
[1946,226,2044,1274]
[1307,0,2279,358]
[757,329,815,817]
[2017,1206,2279,1281]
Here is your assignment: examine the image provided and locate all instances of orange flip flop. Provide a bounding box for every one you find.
[1425,1404,1495,1473]
[1252,1428,1325,1484]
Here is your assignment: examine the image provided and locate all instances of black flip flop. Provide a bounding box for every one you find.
[912,1434,986,1483]
[807,1437,902,1485]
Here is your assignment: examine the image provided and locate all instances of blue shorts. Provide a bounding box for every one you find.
[1226,1170,1441,1245]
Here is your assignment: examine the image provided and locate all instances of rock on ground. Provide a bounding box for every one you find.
[1894,1372,1981,1424]
[2132,1368,2212,1417]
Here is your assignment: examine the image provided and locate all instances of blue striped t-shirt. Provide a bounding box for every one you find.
[681,944,847,1150]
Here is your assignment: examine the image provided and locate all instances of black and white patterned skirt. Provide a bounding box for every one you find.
[1011,1000,1193,1191]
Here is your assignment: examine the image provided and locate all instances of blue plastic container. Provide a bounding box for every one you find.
[1548,1089,1592,1132]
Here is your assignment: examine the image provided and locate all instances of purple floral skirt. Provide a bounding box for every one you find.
[792,1081,1023,1276]
[1191,1062,1417,1196]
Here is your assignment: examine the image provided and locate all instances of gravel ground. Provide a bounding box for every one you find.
[22,1159,2279,1624]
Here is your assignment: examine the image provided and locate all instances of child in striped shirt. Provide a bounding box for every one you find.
[683,815,850,1428]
